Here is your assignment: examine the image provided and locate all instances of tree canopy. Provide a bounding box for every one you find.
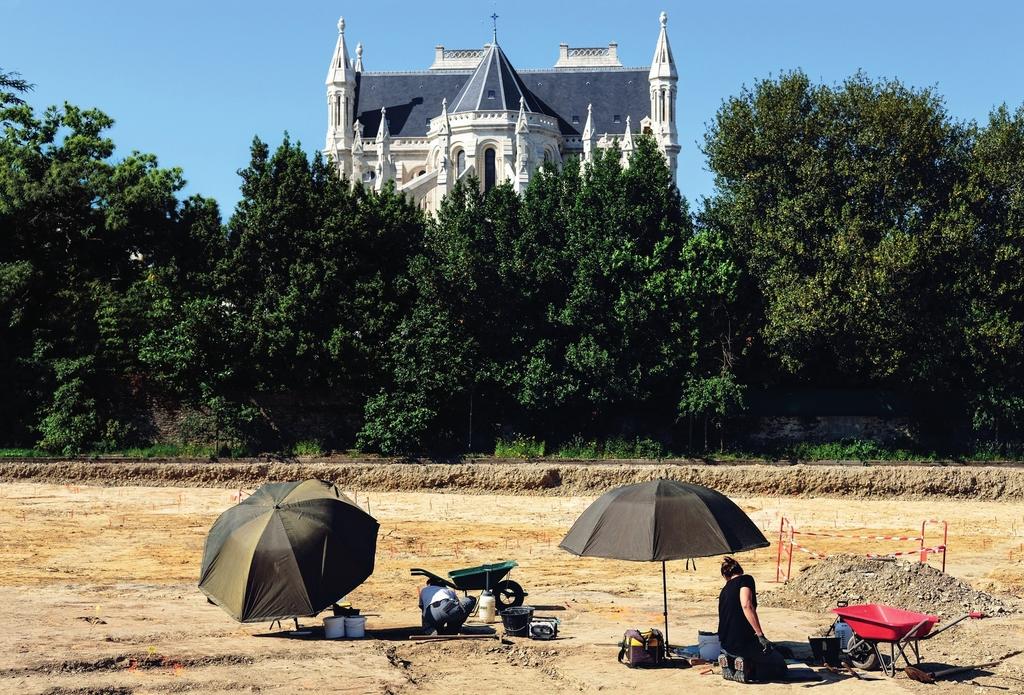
[3,70,1024,456]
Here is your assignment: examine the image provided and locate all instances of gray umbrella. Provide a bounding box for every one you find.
[559,479,769,645]
[199,479,379,623]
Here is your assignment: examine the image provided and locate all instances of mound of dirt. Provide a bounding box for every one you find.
[762,554,1015,617]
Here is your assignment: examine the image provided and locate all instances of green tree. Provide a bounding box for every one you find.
[223,137,425,448]
[0,68,32,105]
[961,104,1024,442]
[0,98,202,451]
[703,71,973,393]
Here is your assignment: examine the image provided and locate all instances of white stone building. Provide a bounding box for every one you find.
[324,13,678,212]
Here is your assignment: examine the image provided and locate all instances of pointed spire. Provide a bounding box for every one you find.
[351,120,366,186]
[376,107,390,143]
[326,16,355,85]
[621,116,635,167]
[516,97,529,134]
[352,120,364,155]
[649,11,677,80]
[437,99,452,188]
[354,42,363,72]
[622,116,635,151]
[582,104,595,163]
[375,107,393,190]
[440,97,451,135]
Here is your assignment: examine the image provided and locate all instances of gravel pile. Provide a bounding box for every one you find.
[762,554,1015,617]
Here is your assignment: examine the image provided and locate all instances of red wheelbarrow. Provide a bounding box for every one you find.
[833,604,983,677]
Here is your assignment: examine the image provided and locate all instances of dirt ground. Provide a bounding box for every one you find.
[0,480,1022,694]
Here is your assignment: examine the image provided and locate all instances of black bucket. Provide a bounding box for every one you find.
[500,606,534,636]
[807,636,840,667]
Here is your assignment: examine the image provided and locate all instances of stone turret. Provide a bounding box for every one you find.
[351,120,366,185]
[374,107,395,190]
[582,103,595,164]
[514,97,531,192]
[325,17,356,176]
[620,115,635,167]
[648,11,679,181]
[436,98,452,194]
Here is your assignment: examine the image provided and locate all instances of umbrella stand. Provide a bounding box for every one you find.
[662,560,669,648]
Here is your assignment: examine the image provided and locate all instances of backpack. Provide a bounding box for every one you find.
[617,628,665,668]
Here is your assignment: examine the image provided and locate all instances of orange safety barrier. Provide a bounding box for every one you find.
[774,517,948,583]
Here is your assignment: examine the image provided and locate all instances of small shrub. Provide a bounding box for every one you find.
[292,440,324,457]
[554,436,665,460]
[554,437,600,459]
[494,436,545,458]
[786,439,934,462]
[602,437,666,459]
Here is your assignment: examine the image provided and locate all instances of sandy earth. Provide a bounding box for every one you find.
[0,481,1022,694]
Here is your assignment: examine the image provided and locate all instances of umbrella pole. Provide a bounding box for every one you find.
[662,560,669,649]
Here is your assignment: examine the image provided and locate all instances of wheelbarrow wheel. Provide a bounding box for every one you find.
[847,638,879,671]
[494,579,525,610]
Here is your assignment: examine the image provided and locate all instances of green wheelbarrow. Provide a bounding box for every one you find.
[410,560,527,610]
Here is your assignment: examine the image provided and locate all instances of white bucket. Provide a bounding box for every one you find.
[344,616,367,639]
[698,631,721,661]
[323,616,346,639]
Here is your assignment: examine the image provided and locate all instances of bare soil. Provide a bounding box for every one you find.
[0,475,1022,693]
[2,459,1024,500]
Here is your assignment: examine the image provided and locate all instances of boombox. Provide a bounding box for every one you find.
[529,617,560,640]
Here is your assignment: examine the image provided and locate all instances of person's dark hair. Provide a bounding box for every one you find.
[426,578,447,587]
[720,556,743,578]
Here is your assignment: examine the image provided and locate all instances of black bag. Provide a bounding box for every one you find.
[617,628,665,667]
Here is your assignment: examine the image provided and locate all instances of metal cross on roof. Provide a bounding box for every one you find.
[491,13,499,43]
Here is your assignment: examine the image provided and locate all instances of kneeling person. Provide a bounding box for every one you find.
[419,579,477,635]
[717,557,787,683]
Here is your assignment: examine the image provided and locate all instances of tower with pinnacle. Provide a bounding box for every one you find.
[323,12,679,210]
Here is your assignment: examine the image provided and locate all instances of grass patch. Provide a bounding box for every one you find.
[0,448,50,458]
[494,436,545,458]
[553,436,666,460]
[100,443,220,458]
[784,439,933,461]
[291,440,324,457]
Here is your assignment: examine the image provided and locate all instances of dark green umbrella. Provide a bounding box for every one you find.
[199,479,379,623]
[559,479,769,645]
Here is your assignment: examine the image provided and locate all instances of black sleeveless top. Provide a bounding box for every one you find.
[717,574,757,654]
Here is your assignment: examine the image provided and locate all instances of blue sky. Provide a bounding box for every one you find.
[3,0,1022,216]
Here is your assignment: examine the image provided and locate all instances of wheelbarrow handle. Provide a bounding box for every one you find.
[409,568,457,589]
[920,611,984,641]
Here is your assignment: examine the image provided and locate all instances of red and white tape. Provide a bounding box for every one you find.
[866,545,946,559]
[791,542,825,559]
[794,530,924,542]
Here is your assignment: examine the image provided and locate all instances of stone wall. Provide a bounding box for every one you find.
[738,415,915,447]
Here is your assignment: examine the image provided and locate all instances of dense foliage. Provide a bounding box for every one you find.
[2,69,1023,455]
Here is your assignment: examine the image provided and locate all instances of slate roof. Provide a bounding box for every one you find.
[449,43,547,114]
[354,59,650,140]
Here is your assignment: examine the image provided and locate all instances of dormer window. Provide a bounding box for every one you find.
[613,114,621,124]
[572,115,580,124]
[487,89,496,99]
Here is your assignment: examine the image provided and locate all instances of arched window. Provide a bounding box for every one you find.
[417,169,426,177]
[543,149,553,164]
[483,148,496,192]
[456,149,466,176]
